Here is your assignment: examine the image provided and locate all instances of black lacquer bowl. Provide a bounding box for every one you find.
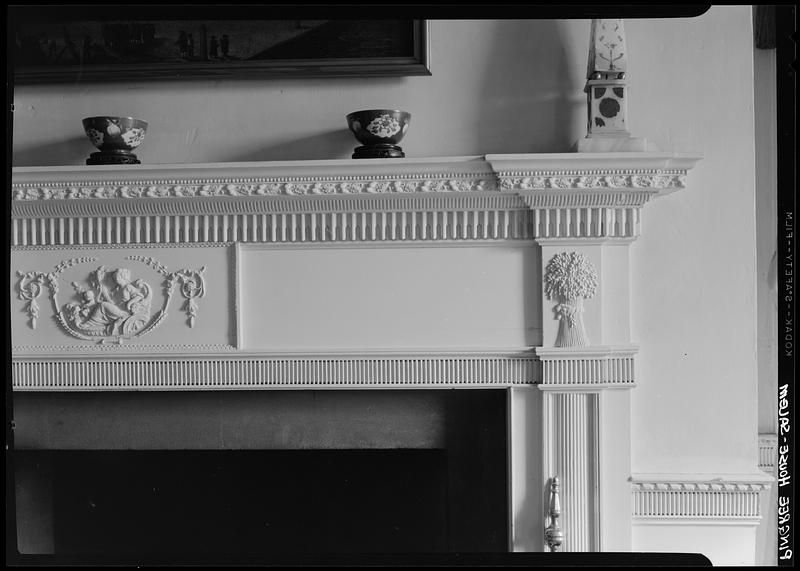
[346,109,410,159]
[82,116,148,164]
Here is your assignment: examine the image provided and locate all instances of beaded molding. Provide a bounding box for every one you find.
[13,344,237,353]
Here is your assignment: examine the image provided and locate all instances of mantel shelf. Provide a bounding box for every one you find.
[12,152,702,197]
[11,152,702,245]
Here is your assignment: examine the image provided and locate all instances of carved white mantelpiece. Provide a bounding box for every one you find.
[12,153,706,554]
[11,154,700,246]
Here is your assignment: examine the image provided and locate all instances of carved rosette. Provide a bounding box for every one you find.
[15,256,206,345]
[544,252,599,347]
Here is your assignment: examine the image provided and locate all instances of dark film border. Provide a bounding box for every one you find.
[775,3,795,566]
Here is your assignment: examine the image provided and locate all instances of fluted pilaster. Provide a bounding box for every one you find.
[542,391,598,551]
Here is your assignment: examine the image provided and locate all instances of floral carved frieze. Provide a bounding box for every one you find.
[544,252,599,347]
[11,173,686,201]
[12,175,494,201]
[15,256,206,344]
[497,172,686,191]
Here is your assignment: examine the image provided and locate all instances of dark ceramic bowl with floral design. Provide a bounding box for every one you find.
[82,116,148,153]
[346,109,411,147]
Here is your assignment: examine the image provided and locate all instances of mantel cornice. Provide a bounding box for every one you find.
[11,153,701,245]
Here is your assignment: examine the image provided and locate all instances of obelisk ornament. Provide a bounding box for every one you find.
[577,19,648,152]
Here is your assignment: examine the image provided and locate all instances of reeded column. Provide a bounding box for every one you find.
[542,391,598,551]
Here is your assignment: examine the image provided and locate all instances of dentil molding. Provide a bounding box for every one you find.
[631,474,773,524]
[11,154,701,245]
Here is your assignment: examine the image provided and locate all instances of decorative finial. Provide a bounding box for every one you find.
[545,476,565,552]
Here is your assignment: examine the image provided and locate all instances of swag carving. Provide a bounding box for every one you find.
[15,256,206,344]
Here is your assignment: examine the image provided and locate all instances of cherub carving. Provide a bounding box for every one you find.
[64,266,152,338]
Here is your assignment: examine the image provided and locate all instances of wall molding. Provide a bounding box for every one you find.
[758,433,779,472]
[631,474,773,524]
[12,351,540,391]
[11,154,702,245]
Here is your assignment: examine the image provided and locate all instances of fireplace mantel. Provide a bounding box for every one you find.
[16,152,752,558]
[12,153,700,245]
[11,153,700,390]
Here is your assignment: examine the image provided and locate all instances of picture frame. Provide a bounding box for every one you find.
[10,6,430,83]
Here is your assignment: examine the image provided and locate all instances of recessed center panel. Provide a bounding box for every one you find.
[239,244,540,351]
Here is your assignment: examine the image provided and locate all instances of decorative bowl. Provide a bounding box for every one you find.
[346,109,411,159]
[82,116,148,153]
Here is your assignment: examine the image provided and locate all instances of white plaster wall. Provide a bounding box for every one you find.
[629,6,759,477]
[754,35,778,436]
[753,24,778,568]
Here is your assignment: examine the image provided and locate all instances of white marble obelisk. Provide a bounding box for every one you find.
[576,19,651,152]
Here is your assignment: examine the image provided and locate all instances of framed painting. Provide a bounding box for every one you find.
[9,6,430,83]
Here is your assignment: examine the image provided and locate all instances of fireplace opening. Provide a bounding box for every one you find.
[13,389,508,556]
[51,449,449,554]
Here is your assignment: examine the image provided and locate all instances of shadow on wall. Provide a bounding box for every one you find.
[478,20,583,154]
[13,136,93,167]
